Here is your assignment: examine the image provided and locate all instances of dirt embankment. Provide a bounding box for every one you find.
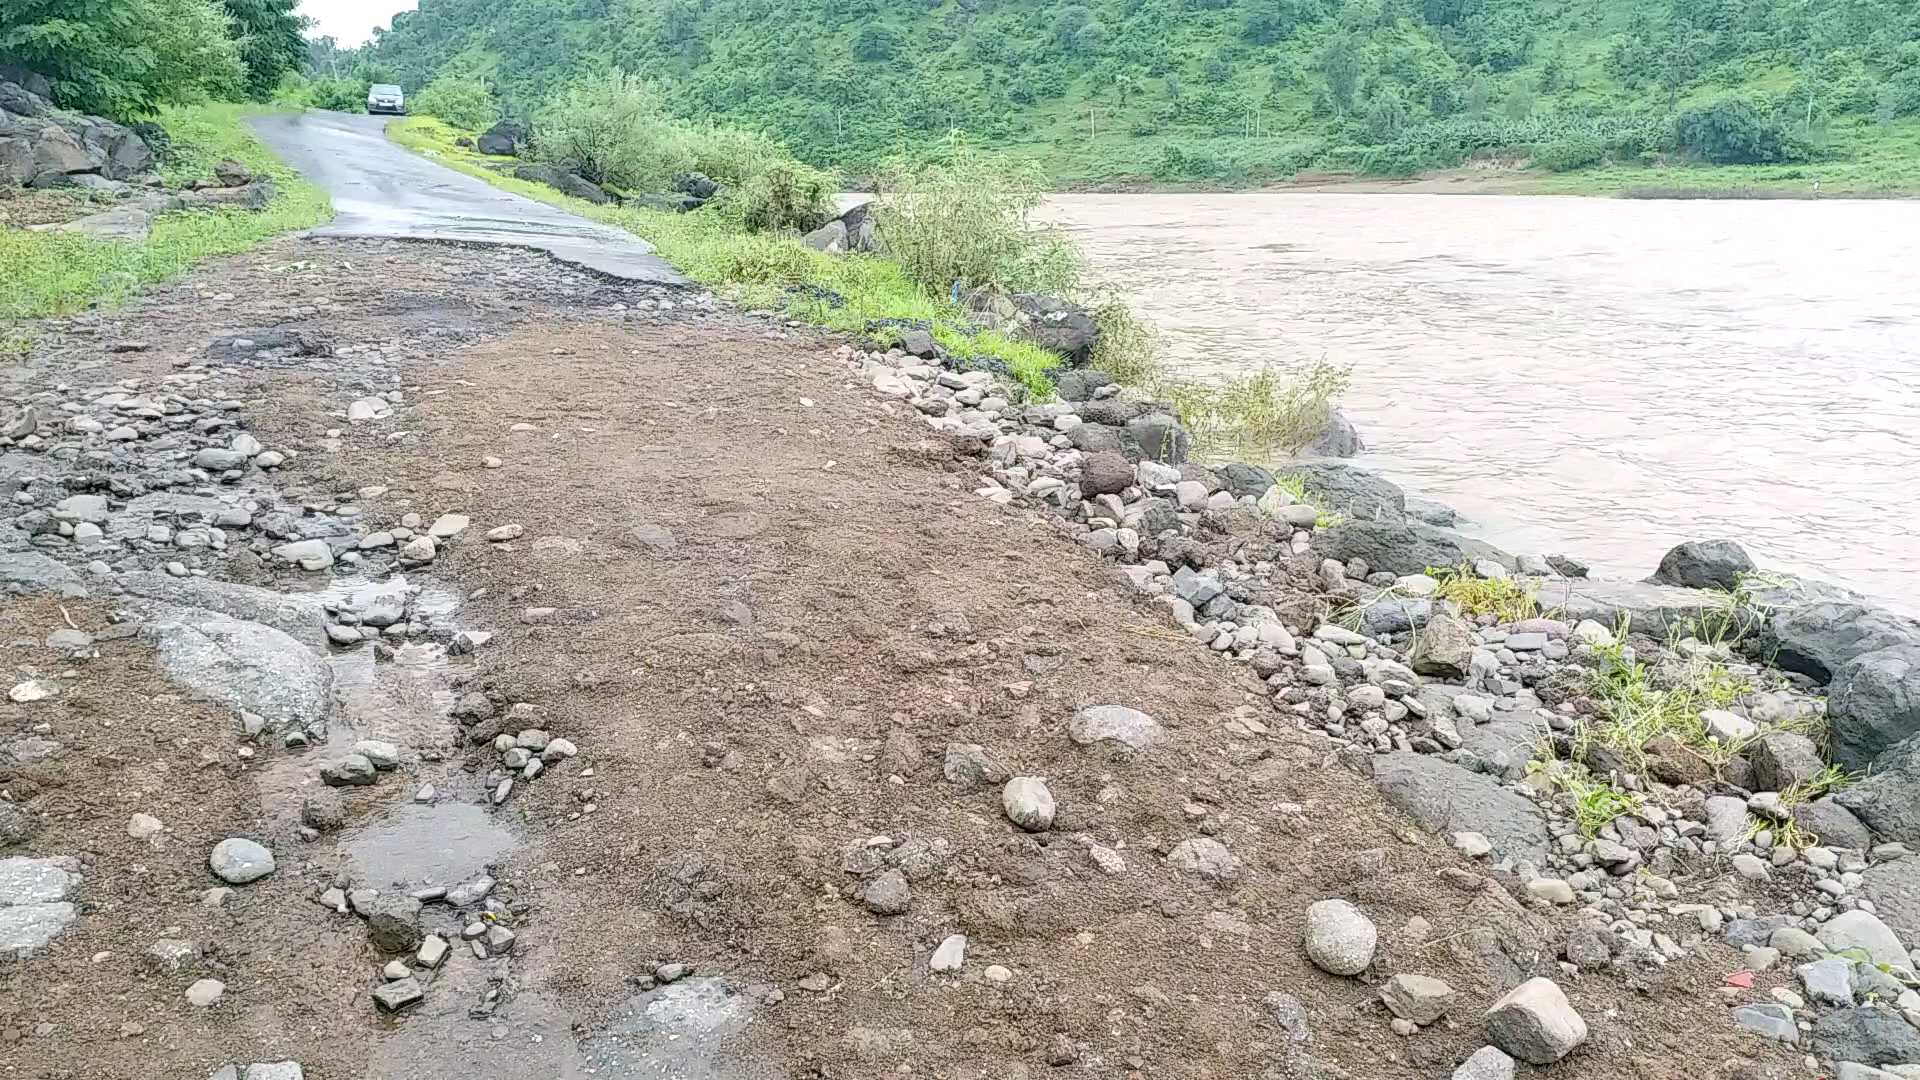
[2,236,1801,1080]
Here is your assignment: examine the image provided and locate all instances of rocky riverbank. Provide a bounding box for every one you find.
[0,230,1908,1079]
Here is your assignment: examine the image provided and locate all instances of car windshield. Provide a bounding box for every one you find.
[371,85,402,96]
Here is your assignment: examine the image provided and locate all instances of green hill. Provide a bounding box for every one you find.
[363,0,1920,187]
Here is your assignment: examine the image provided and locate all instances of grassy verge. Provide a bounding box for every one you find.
[1,103,331,352]
[387,116,1065,396]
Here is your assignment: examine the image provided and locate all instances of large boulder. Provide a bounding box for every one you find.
[1744,576,1920,683]
[28,123,94,186]
[1212,463,1275,499]
[1315,521,1511,578]
[801,218,847,254]
[476,119,528,156]
[119,572,329,649]
[1010,294,1098,366]
[1371,752,1549,865]
[1837,735,1920,845]
[1648,539,1754,591]
[1283,464,1404,522]
[1122,412,1191,465]
[513,163,612,205]
[1829,647,1920,772]
[99,127,153,180]
[0,136,31,186]
[0,79,51,118]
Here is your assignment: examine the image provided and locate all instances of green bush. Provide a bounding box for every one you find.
[874,136,1081,298]
[412,73,497,130]
[1,0,244,118]
[1675,98,1804,164]
[1532,133,1605,171]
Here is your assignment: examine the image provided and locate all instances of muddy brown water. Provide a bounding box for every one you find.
[1041,193,1920,613]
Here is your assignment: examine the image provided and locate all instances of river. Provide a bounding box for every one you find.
[1041,193,1920,614]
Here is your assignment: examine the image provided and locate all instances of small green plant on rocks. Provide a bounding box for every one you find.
[1575,633,1755,772]
[1426,564,1538,622]
[1778,764,1857,807]
[1538,764,1643,837]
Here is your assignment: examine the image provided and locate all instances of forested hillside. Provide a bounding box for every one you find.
[370,0,1920,183]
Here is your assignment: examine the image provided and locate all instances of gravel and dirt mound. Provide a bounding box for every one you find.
[1,237,1800,1079]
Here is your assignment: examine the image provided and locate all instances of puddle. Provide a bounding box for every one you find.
[580,979,789,1079]
[343,801,515,890]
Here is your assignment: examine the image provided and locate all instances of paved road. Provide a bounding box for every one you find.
[249,111,684,284]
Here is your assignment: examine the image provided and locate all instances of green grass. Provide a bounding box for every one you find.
[1574,634,1755,773]
[389,115,1064,399]
[2,103,331,336]
[1535,764,1644,837]
[1269,473,1341,528]
[1779,764,1857,807]
[1427,564,1540,622]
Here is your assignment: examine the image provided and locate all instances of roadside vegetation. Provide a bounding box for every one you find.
[1,104,330,334]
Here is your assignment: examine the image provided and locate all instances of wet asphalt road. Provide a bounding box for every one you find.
[249,110,685,284]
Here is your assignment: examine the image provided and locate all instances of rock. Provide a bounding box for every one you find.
[416,935,450,969]
[0,855,82,958]
[1380,974,1456,1025]
[1829,647,1920,772]
[399,535,436,564]
[365,894,423,952]
[802,219,847,253]
[1530,576,1736,639]
[513,163,613,203]
[863,870,911,916]
[1303,899,1377,976]
[1799,955,1857,1006]
[1284,464,1406,522]
[1704,795,1749,844]
[1527,878,1574,905]
[1733,1003,1798,1044]
[1813,1007,1920,1066]
[0,551,80,592]
[301,790,346,832]
[208,838,275,884]
[118,573,329,649]
[1753,589,1920,684]
[1166,837,1240,882]
[185,978,225,1007]
[1839,739,1920,844]
[428,513,470,538]
[346,397,391,422]
[143,612,332,727]
[1079,451,1134,497]
[929,933,967,972]
[126,812,164,840]
[1068,705,1163,752]
[1452,1046,1517,1080]
[0,803,40,848]
[1212,462,1276,498]
[1702,708,1757,742]
[371,977,425,1013]
[1002,777,1056,832]
[321,754,377,787]
[476,119,527,155]
[1771,926,1826,958]
[1009,293,1098,365]
[1123,412,1190,464]
[1299,407,1364,457]
[352,740,402,769]
[1818,910,1908,968]
[943,744,1009,791]
[1483,978,1586,1065]
[1315,521,1510,577]
[1411,614,1475,677]
[1748,730,1826,791]
[1372,752,1549,865]
[1649,539,1755,591]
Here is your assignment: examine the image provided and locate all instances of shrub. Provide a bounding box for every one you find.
[722,164,833,233]
[412,73,497,131]
[1674,98,1804,164]
[534,70,692,188]
[1532,133,1605,171]
[874,136,1081,297]
[1088,299,1164,387]
[0,0,244,118]
[1163,358,1352,463]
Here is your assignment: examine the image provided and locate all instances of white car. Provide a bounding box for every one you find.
[367,84,407,115]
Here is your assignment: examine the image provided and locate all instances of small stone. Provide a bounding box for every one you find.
[1002,777,1056,832]
[1068,705,1163,752]
[984,964,1013,983]
[208,838,275,884]
[863,869,911,915]
[486,524,524,542]
[1452,1045,1517,1080]
[371,978,425,1013]
[1800,955,1857,1007]
[1451,832,1492,858]
[416,935,450,970]
[1304,899,1377,976]
[184,978,225,1007]
[1483,978,1586,1064]
[1526,878,1575,905]
[654,962,690,983]
[383,960,412,981]
[351,740,401,769]
[126,813,164,840]
[929,933,967,972]
[1166,837,1240,882]
[1381,974,1457,1025]
[321,754,377,787]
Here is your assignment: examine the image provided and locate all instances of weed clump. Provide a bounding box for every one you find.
[1427,564,1538,622]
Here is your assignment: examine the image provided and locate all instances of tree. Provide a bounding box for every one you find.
[853,24,900,61]
[413,73,498,129]
[1675,96,1802,162]
[0,0,242,118]
[1317,33,1363,117]
[224,0,306,98]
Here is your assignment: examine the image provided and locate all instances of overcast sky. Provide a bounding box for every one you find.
[299,0,417,46]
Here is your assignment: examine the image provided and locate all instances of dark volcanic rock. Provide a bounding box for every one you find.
[1212,463,1276,499]
[1285,464,1405,523]
[1648,539,1755,591]
[477,119,528,156]
[1078,451,1134,497]
[1811,1006,1920,1066]
[513,163,612,204]
[1828,646,1920,771]
[1315,520,1510,578]
[1371,752,1548,864]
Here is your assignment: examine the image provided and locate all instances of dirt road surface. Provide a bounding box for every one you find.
[0,126,1801,1080]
